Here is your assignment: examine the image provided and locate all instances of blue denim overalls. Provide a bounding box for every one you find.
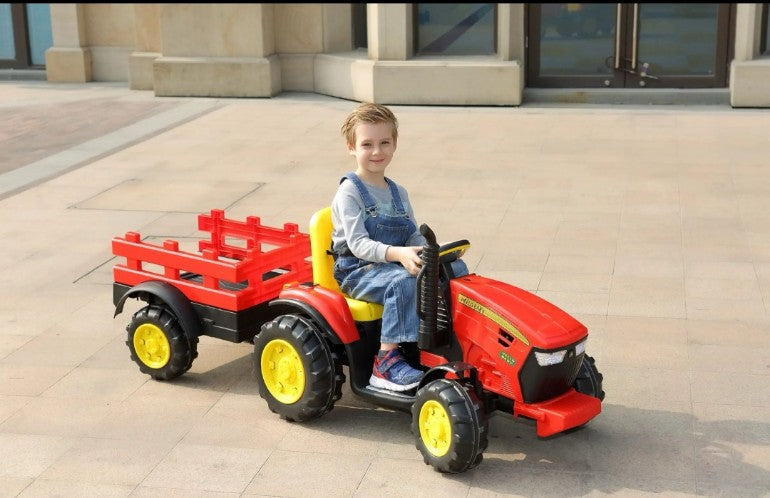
[333,172,420,344]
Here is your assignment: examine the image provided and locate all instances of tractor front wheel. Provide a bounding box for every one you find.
[126,304,198,380]
[253,314,341,422]
[411,379,488,473]
[573,354,605,401]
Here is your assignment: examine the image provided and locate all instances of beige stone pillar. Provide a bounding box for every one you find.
[322,4,353,53]
[45,4,92,82]
[129,4,162,90]
[277,4,353,91]
[81,4,135,82]
[497,3,526,94]
[153,4,280,97]
[275,3,319,91]
[367,4,413,61]
[498,4,526,63]
[730,4,770,107]
[733,4,763,61]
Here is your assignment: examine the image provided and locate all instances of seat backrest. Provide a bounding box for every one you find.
[308,206,384,322]
[309,207,342,292]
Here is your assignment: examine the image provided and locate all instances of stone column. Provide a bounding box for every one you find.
[733,3,762,62]
[153,4,280,97]
[45,3,92,82]
[367,4,412,61]
[129,4,161,90]
[275,4,353,91]
[730,4,770,107]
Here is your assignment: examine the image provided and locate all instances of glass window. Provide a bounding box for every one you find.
[638,4,719,76]
[26,3,52,65]
[415,4,496,56]
[539,3,616,76]
[0,4,15,60]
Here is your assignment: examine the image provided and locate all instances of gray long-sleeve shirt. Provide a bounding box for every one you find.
[331,177,426,263]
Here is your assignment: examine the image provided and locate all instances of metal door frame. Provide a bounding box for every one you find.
[526,3,734,89]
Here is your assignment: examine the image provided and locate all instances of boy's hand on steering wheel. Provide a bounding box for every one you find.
[387,246,423,276]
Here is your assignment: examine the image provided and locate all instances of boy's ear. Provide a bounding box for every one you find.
[347,142,356,154]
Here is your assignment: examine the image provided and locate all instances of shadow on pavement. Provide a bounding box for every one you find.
[155,352,769,496]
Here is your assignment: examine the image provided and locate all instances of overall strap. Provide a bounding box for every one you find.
[385,177,407,215]
[341,172,378,217]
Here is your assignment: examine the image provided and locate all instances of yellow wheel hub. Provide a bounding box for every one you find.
[261,339,305,404]
[419,399,452,457]
[133,323,171,369]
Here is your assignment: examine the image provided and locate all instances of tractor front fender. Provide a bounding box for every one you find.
[114,280,201,342]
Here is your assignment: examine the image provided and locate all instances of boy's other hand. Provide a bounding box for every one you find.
[387,246,423,276]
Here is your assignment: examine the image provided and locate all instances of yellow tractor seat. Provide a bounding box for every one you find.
[309,207,383,322]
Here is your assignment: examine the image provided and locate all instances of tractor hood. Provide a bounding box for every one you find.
[450,274,587,350]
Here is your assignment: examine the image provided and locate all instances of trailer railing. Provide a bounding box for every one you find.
[112,209,313,311]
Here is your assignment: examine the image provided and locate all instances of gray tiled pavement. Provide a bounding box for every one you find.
[0,80,769,497]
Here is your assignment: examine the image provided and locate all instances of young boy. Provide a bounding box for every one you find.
[331,103,467,392]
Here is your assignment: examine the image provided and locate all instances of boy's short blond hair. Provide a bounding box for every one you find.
[341,102,398,147]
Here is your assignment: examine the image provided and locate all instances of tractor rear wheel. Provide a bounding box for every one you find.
[253,314,341,422]
[127,304,198,380]
[411,379,488,473]
[573,354,605,401]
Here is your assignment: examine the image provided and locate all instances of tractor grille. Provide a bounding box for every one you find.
[518,346,584,404]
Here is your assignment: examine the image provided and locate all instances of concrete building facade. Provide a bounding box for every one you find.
[43,3,770,107]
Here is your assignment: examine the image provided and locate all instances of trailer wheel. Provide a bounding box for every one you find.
[127,304,198,380]
[411,379,488,473]
[573,354,605,401]
[253,314,340,422]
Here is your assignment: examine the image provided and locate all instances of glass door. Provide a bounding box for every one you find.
[0,3,52,69]
[527,3,733,88]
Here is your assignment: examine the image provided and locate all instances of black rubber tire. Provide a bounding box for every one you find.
[126,304,198,380]
[574,354,605,401]
[411,379,488,473]
[253,314,341,422]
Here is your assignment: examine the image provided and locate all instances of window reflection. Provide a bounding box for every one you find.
[638,4,719,75]
[0,4,15,60]
[26,3,52,66]
[540,4,616,76]
[415,4,495,55]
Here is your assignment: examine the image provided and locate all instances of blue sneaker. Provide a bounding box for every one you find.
[369,348,422,392]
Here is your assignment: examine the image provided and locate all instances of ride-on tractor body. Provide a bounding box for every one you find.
[113,208,604,473]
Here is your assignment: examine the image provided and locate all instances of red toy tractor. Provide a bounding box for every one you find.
[112,208,604,473]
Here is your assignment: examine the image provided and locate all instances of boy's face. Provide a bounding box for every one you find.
[348,122,396,177]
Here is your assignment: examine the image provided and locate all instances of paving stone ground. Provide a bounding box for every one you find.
[0,97,180,174]
[0,80,768,497]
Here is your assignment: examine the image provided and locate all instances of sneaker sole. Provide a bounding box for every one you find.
[369,374,419,392]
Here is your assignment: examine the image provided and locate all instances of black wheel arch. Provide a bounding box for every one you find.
[418,361,480,392]
[269,298,343,346]
[114,281,201,348]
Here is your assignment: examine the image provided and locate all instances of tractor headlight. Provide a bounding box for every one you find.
[575,339,587,356]
[534,350,567,366]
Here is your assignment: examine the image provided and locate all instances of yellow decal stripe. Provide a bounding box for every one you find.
[458,293,530,346]
[439,243,470,258]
